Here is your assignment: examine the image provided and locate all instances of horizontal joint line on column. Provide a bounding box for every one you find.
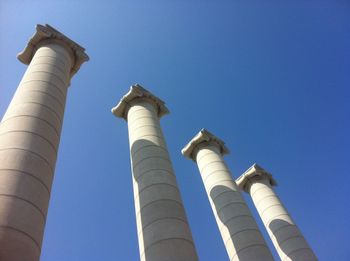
[140,237,195,259]
[211,189,242,203]
[0,169,51,194]
[132,124,161,133]
[26,70,68,86]
[139,217,188,236]
[128,116,156,127]
[219,214,254,231]
[133,156,171,169]
[282,247,315,261]
[261,203,284,218]
[35,49,71,64]
[132,134,164,142]
[131,144,167,159]
[17,89,65,110]
[251,185,271,198]
[10,101,63,124]
[203,169,231,184]
[32,55,67,68]
[230,244,271,261]
[217,201,247,217]
[0,148,54,172]
[37,48,71,62]
[136,199,183,218]
[279,235,305,249]
[271,223,295,236]
[200,160,226,173]
[0,115,60,138]
[128,108,154,118]
[29,62,68,75]
[28,67,67,82]
[256,194,278,208]
[0,225,41,251]
[20,79,66,99]
[266,214,291,228]
[134,168,174,183]
[0,194,46,220]
[135,182,179,202]
[0,130,58,154]
[224,228,263,246]
[207,179,235,193]
[197,152,216,163]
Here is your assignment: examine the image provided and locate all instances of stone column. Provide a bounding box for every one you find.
[111,84,198,261]
[236,164,317,261]
[182,129,273,261]
[0,24,88,261]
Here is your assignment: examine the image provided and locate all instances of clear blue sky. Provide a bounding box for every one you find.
[1,1,349,260]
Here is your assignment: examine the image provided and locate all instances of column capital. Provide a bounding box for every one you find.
[111,84,169,120]
[236,163,277,192]
[182,129,229,161]
[17,24,89,78]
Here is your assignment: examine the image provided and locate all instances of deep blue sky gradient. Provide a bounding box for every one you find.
[1,1,350,260]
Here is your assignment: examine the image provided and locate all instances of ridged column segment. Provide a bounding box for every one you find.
[112,84,198,261]
[237,164,317,261]
[0,24,88,261]
[182,129,274,261]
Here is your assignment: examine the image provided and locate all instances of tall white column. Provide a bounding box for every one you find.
[112,85,198,261]
[236,164,317,261]
[182,129,273,261]
[0,24,88,261]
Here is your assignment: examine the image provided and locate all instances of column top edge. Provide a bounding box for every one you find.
[17,24,89,77]
[111,84,169,120]
[181,128,229,160]
[236,163,277,192]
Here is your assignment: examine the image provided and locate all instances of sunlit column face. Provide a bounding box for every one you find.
[0,24,88,261]
[182,130,274,261]
[112,86,198,261]
[237,165,318,261]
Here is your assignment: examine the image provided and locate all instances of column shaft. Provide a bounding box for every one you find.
[248,179,317,261]
[0,43,72,260]
[127,99,197,261]
[195,145,273,261]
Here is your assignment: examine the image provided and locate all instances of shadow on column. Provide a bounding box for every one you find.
[269,219,316,260]
[131,139,197,261]
[209,184,273,261]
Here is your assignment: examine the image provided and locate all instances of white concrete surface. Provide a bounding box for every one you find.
[182,129,274,261]
[237,164,317,261]
[0,24,88,261]
[112,84,198,261]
